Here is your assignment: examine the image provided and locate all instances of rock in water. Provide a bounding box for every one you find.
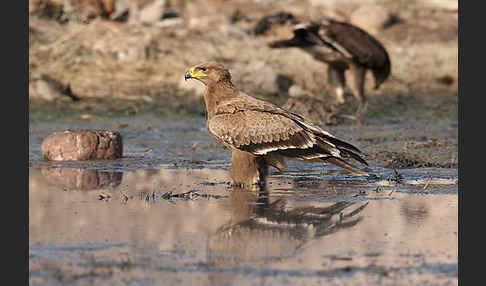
[41,130,123,161]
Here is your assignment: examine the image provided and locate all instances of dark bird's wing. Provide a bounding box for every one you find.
[208,93,369,176]
[319,20,390,71]
[268,20,390,88]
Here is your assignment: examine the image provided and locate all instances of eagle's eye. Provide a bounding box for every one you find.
[200,67,207,72]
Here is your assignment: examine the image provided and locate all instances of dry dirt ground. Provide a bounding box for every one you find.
[29,0,458,102]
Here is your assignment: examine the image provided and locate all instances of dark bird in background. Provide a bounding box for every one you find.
[268,19,391,124]
[185,62,369,187]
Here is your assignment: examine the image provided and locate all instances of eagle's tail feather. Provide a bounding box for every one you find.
[322,157,369,177]
[338,148,369,166]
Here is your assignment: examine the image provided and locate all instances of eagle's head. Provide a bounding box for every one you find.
[371,58,391,90]
[185,62,232,86]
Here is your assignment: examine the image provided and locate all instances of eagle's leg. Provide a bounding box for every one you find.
[230,149,268,188]
[348,65,367,124]
[327,65,347,105]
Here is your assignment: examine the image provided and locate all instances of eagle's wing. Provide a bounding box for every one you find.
[294,23,355,58]
[319,20,390,69]
[208,108,317,156]
[208,94,368,174]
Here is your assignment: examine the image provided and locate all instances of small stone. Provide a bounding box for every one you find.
[41,130,123,161]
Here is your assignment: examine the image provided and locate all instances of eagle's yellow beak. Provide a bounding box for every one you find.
[184,67,207,81]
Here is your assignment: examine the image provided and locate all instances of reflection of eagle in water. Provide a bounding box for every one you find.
[208,188,369,265]
[268,19,391,124]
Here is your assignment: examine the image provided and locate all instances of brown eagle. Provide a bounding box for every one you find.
[269,20,391,124]
[184,62,370,187]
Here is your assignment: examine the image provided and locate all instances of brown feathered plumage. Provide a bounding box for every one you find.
[185,62,369,186]
[269,20,391,123]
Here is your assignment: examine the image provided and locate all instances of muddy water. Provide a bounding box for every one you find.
[29,116,458,286]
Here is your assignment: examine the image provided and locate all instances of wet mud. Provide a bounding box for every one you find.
[29,113,458,286]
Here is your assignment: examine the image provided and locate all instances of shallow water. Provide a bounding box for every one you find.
[29,167,457,286]
[29,116,458,286]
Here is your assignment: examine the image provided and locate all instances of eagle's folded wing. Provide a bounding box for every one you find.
[208,110,317,155]
[320,21,390,69]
